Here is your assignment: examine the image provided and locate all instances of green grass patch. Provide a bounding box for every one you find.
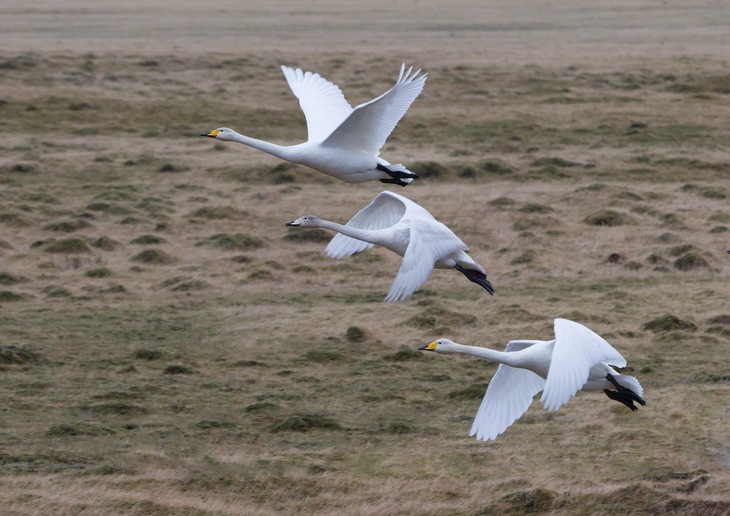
[204,232,264,250]
[270,414,342,432]
[131,249,176,264]
[584,209,633,226]
[0,290,26,302]
[85,267,112,278]
[44,238,91,254]
[642,314,697,333]
[129,234,168,245]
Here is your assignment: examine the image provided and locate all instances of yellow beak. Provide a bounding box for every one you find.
[419,341,438,351]
[202,129,220,137]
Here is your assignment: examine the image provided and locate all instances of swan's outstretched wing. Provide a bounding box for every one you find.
[327,191,433,259]
[470,340,546,441]
[280,65,353,143]
[321,64,427,154]
[540,318,627,411]
[384,217,466,302]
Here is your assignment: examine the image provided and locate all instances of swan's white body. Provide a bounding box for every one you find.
[286,191,494,302]
[421,318,645,441]
[203,64,427,186]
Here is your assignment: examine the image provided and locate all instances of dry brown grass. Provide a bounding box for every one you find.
[1,1,729,514]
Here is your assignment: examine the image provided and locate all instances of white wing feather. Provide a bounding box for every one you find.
[280,65,353,143]
[540,318,627,411]
[326,191,433,259]
[321,64,427,154]
[470,340,546,441]
[384,217,466,302]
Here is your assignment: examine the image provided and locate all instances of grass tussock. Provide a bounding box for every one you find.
[129,234,168,245]
[82,402,149,416]
[300,350,346,362]
[43,219,92,232]
[92,236,122,251]
[673,252,709,271]
[85,267,112,278]
[345,325,369,342]
[43,285,72,298]
[270,414,342,432]
[409,161,448,180]
[245,402,279,413]
[642,314,697,333]
[0,290,26,302]
[163,364,194,375]
[131,249,176,265]
[383,347,423,362]
[204,232,264,250]
[403,306,477,332]
[283,228,331,243]
[133,348,166,361]
[46,423,115,437]
[584,209,633,226]
[43,238,91,254]
[489,196,516,208]
[188,206,247,220]
[170,279,211,292]
[0,272,29,285]
[448,382,488,400]
[0,345,44,364]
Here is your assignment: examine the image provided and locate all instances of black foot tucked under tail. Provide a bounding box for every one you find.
[455,264,495,295]
[603,374,646,411]
[380,177,410,187]
[377,163,419,187]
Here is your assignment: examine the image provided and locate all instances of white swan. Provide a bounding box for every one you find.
[202,64,427,186]
[285,191,494,302]
[419,318,645,441]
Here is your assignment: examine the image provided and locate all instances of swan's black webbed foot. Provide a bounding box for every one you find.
[455,264,495,295]
[604,374,646,411]
[380,177,410,187]
[376,163,419,183]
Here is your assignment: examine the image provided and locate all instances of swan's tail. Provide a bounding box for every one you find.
[604,374,645,411]
[376,163,418,187]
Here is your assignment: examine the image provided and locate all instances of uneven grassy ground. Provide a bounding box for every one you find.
[1,1,729,514]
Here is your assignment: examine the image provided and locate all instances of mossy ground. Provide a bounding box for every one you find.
[0,1,729,514]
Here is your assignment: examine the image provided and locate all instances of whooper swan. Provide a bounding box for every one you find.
[285,191,494,302]
[419,318,645,441]
[202,64,427,186]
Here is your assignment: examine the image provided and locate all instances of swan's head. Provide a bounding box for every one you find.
[201,127,237,141]
[419,338,459,354]
[285,215,323,228]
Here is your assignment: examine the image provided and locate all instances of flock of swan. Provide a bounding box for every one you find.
[202,63,645,441]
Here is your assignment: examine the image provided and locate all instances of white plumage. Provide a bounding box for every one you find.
[285,191,494,302]
[202,64,427,186]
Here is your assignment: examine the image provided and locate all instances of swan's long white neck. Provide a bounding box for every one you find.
[446,342,518,367]
[229,131,294,161]
[314,219,389,247]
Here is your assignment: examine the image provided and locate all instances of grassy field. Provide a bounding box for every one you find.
[1,1,729,514]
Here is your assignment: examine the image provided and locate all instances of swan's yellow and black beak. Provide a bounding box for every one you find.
[419,341,438,351]
[201,129,220,138]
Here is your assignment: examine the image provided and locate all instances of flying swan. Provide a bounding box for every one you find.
[202,64,427,186]
[419,318,645,441]
[285,191,494,302]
